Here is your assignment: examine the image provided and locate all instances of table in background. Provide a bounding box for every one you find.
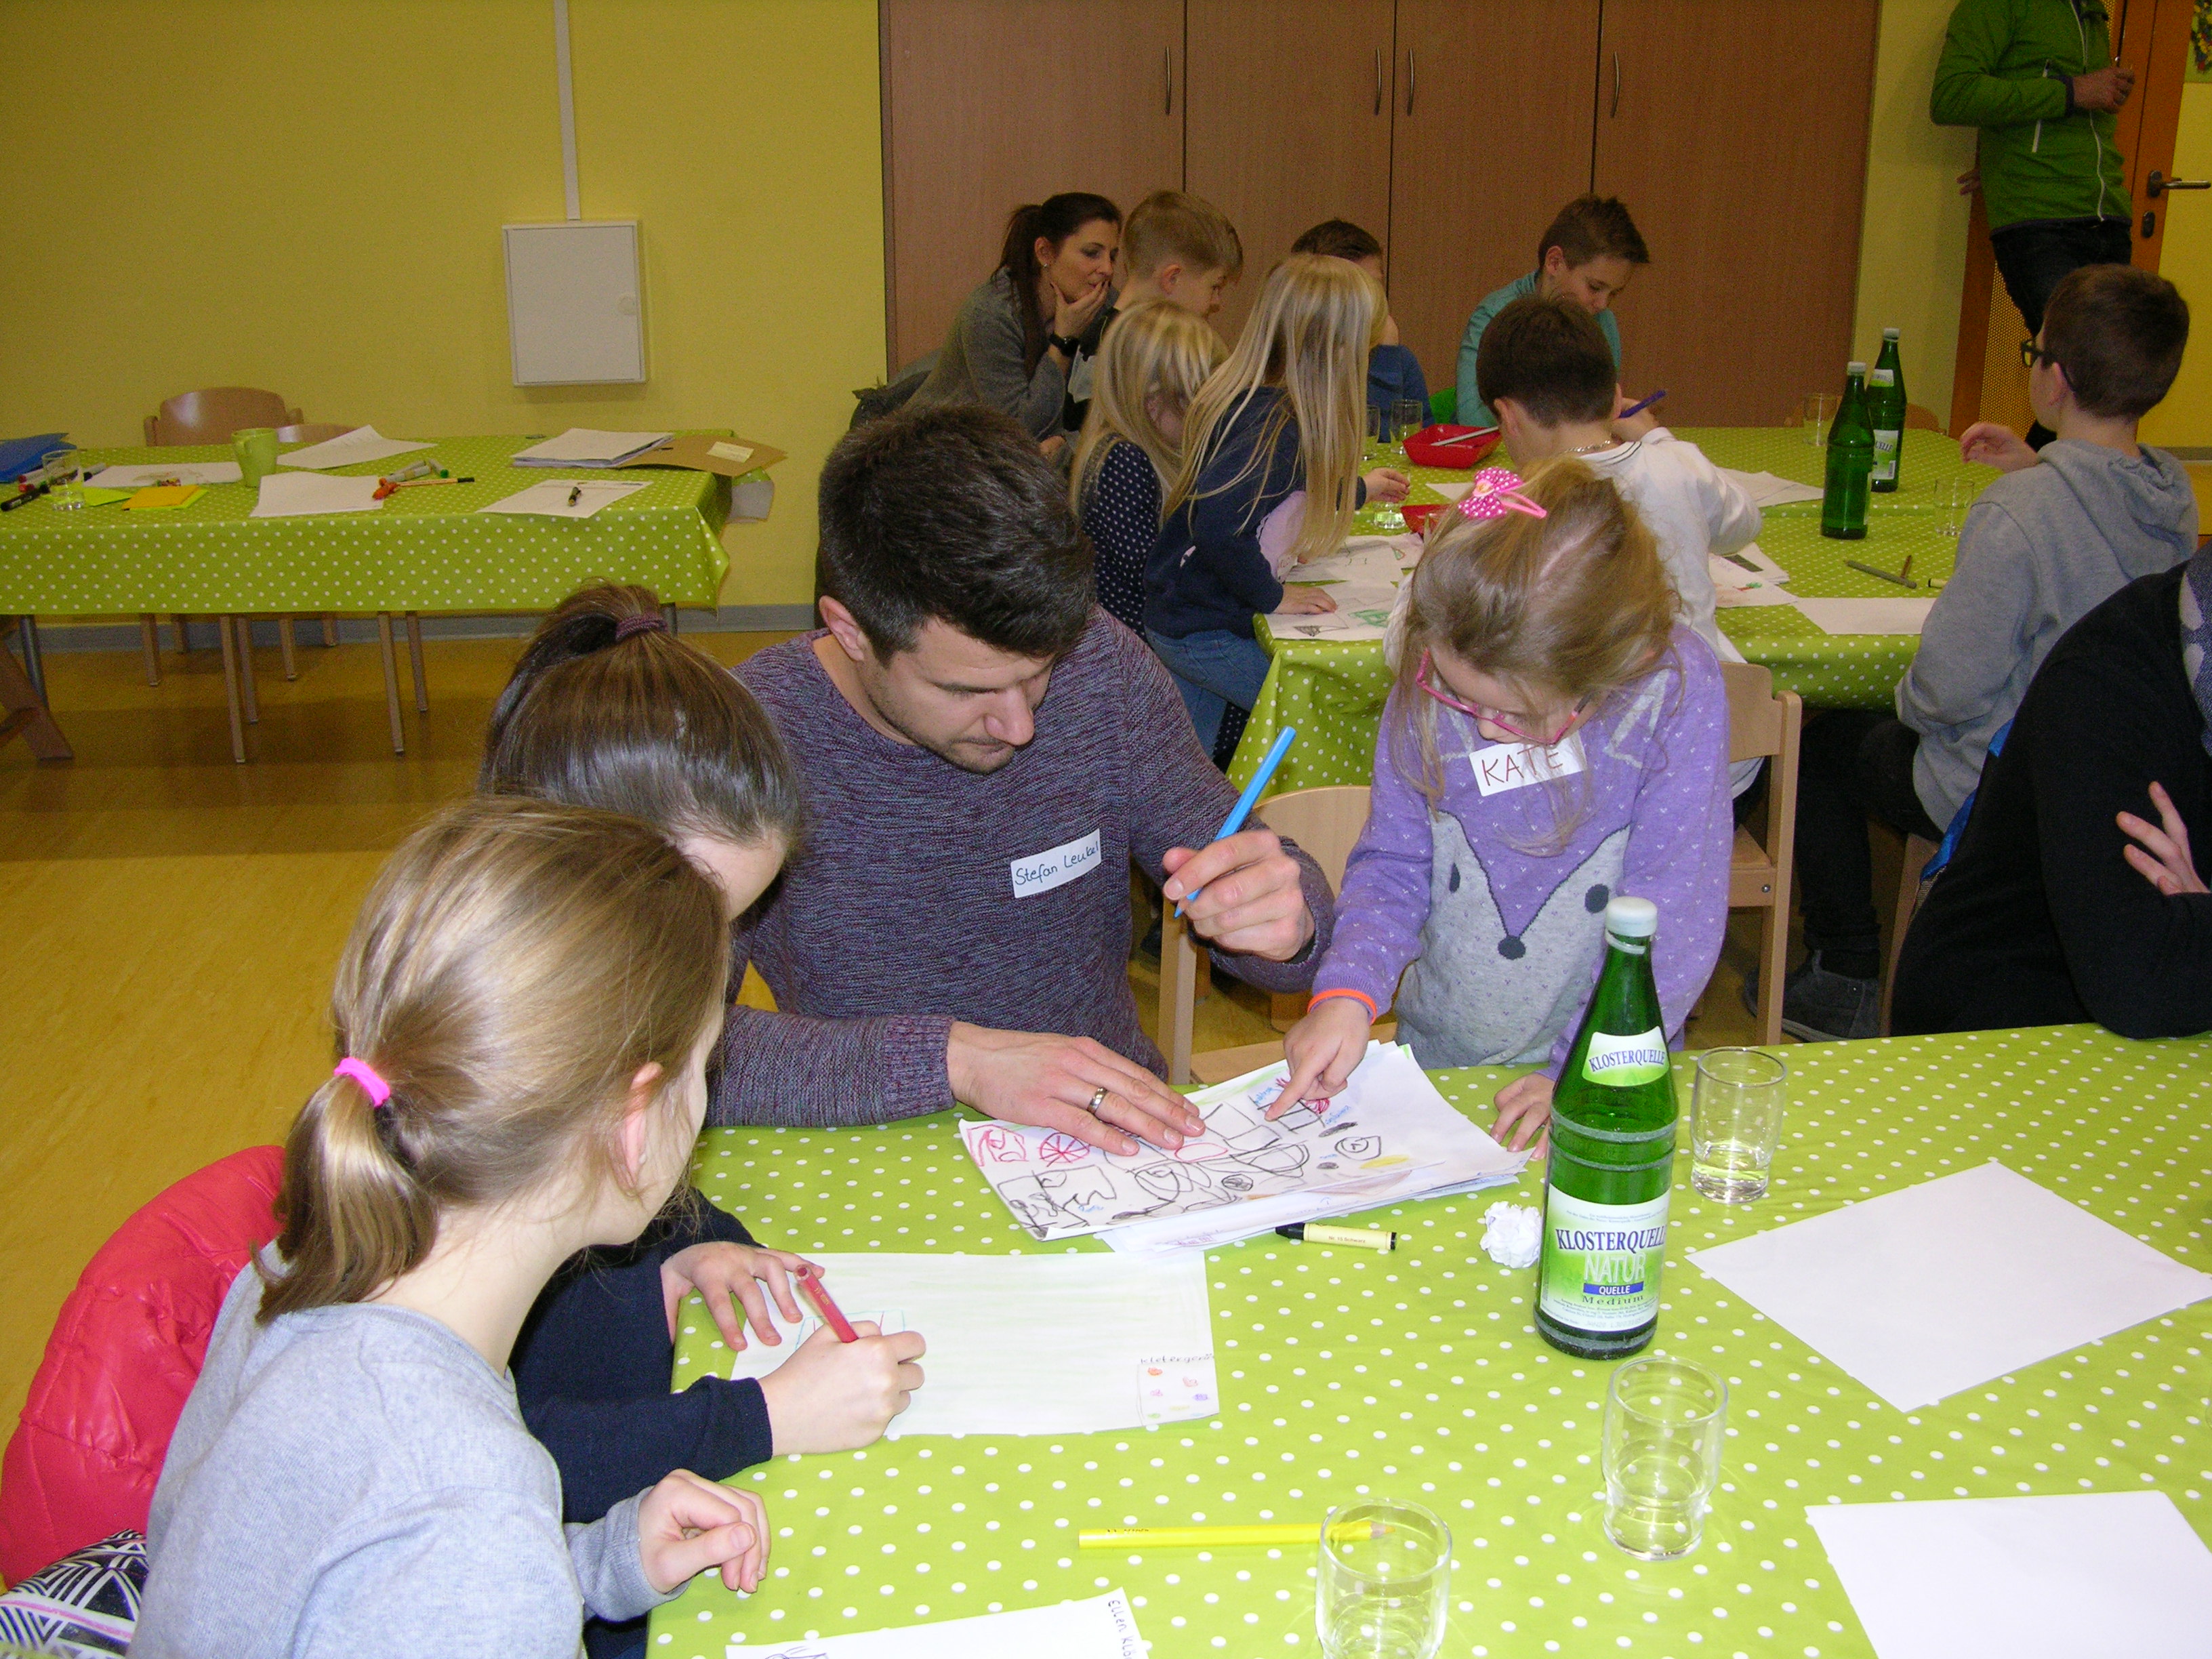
[651,1023,2211,1658]
[1236,428,1995,794]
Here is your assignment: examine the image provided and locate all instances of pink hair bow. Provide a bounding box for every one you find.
[1454,467,1547,522]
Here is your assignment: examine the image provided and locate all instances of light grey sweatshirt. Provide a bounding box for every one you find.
[1898,438,2199,827]
[134,1249,670,1659]
[906,268,1069,443]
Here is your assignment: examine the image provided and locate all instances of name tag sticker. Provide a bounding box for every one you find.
[1470,733,1586,798]
[1010,829,1102,898]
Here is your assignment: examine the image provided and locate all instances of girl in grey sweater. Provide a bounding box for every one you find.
[133,801,775,1659]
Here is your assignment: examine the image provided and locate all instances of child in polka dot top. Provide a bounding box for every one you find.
[1279,459,1732,1153]
[1071,298,1225,635]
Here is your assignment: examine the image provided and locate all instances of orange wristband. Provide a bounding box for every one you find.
[1307,988,1378,1019]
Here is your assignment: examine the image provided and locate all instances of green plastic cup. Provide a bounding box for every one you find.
[232,428,279,491]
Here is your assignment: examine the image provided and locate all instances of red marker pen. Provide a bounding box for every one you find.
[798,1264,860,1343]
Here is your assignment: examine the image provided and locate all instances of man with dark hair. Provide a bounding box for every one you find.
[714,405,1335,1151]
[1455,194,1649,429]
[1290,218,1428,414]
[1782,262,2195,1041]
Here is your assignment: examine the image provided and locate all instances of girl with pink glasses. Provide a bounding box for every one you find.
[1277,459,1732,1152]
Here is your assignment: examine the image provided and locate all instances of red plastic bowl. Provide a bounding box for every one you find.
[1403,425,1501,468]
[1401,501,1447,534]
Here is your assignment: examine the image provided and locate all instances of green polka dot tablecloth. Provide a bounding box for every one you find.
[0,436,739,613]
[1234,429,1997,794]
[652,1023,2211,1658]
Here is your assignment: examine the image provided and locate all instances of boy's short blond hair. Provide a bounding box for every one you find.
[1124,190,1244,281]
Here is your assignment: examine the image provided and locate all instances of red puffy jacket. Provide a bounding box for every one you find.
[0,1145,284,1585]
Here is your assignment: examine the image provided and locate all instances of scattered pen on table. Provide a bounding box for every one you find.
[1845,556,1916,589]
[1720,550,1763,573]
[797,1264,859,1343]
[1276,1222,1397,1252]
[566,485,582,507]
[1172,725,1296,918]
[1618,388,1668,422]
[392,476,474,488]
[1079,1523,1386,1549]
[1431,426,1500,447]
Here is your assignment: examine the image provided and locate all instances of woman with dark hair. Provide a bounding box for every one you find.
[908,192,1120,447]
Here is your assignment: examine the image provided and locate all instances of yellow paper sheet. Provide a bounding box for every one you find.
[123,485,204,511]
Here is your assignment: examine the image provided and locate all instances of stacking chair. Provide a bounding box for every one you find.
[1160,785,1379,1086]
[1722,663,1802,1046]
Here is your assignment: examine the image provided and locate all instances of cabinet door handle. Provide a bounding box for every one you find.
[1374,47,1383,115]
[1164,46,1172,116]
[1406,47,1416,116]
[1612,50,1622,115]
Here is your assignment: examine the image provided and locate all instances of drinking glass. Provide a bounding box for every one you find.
[1603,1359,1727,1560]
[1690,1048,1787,1202]
[1392,398,1427,457]
[1316,1498,1452,1659]
[1367,403,1391,451]
[1803,392,1838,448]
[1942,474,1976,537]
[41,449,83,511]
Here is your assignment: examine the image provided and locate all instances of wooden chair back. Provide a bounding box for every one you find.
[1905,403,1943,432]
[145,388,300,446]
[1719,662,1801,1046]
[1161,785,1372,1085]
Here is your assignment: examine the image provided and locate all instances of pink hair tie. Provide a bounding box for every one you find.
[614,613,667,642]
[1455,466,1547,523]
[333,1057,392,1107]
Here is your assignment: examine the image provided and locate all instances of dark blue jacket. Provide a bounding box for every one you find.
[1367,344,1429,414]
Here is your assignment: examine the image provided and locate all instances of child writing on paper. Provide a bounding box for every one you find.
[1145,253,1412,752]
[136,801,773,1658]
[1278,462,1732,1153]
[483,588,928,1659]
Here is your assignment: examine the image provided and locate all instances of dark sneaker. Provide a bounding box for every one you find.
[1771,951,1882,1042]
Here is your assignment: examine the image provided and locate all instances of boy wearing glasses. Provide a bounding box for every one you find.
[1784,262,2194,1042]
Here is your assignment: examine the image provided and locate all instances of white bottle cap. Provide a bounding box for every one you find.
[1882,326,1900,338]
[1605,895,1658,938]
[1847,361,1868,375]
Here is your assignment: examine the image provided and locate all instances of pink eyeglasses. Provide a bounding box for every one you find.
[1416,651,1589,747]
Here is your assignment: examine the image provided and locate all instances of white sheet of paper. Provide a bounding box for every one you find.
[249,472,384,518]
[1708,555,1796,607]
[740,1253,1214,1436]
[725,1308,904,1382]
[1687,1162,2212,1409]
[733,1590,1145,1659]
[1718,467,1824,507]
[87,462,243,488]
[1806,1492,2212,1659]
[508,428,672,467]
[274,426,432,469]
[1789,596,1936,636]
[477,480,647,519]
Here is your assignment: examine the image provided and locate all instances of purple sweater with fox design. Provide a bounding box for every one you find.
[1312,627,1732,1076]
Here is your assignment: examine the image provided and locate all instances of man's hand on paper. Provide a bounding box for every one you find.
[758,1321,928,1455]
[948,1023,1205,1155]
[1959,422,2036,473]
[1492,1071,1555,1154]
[1161,829,1317,962]
[2118,781,2209,897]
[1275,995,1374,1114]
[661,1241,813,1351]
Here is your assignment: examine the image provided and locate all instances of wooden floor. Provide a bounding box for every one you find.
[0,628,1778,1430]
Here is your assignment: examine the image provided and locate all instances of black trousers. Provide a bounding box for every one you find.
[1791,711,1944,964]
[1988,216,2134,446]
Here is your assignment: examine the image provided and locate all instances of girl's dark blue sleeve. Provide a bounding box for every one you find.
[1184,413,1300,616]
[1082,441,1159,634]
[512,1200,777,1522]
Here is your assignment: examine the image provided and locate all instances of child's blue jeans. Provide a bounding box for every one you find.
[1146,628,1273,754]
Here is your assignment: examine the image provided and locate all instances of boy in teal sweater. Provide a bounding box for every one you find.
[1455,194,1645,430]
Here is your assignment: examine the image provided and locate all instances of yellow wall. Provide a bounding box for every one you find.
[1850,0,1980,424]
[0,0,884,611]
[2140,83,2212,450]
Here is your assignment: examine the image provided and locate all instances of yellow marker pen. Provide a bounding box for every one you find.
[1274,1221,1397,1251]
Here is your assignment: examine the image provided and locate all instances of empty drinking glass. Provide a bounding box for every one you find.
[1603,1358,1727,1560]
[41,449,83,511]
[1803,392,1838,448]
[1690,1047,1788,1202]
[1316,1498,1453,1659]
[1942,474,1976,536]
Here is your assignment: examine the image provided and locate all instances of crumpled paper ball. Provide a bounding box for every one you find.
[1479,1201,1542,1270]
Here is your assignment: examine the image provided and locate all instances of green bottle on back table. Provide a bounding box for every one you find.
[1820,361,1873,540]
[1535,896,1677,1361]
[1868,327,1906,493]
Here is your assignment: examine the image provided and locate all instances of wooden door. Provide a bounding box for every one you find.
[880,0,1185,373]
[1388,0,1602,407]
[1593,0,1879,427]
[1185,0,1397,345]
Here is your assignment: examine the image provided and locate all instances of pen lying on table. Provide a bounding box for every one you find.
[1845,555,1916,589]
[1080,1523,1386,1549]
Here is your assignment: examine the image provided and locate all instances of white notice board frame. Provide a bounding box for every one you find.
[503,220,646,386]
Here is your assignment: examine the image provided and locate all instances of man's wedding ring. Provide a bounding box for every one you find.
[1087,1087,1109,1116]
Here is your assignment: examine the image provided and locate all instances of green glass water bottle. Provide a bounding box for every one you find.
[1535,896,1677,1361]
[1820,362,1874,540]
[1868,328,1906,494]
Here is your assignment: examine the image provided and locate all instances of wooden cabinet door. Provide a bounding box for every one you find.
[1185,0,1397,344]
[1593,0,1878,426]
[880,0,1185,372]
[1388,0,1602,407]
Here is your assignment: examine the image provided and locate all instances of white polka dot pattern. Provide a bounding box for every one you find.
[652,1025,2211,1657]
[0,436,740,612]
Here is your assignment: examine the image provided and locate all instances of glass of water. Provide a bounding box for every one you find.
[1803,392,1837,448]
[1603,1358,1727,1560]
[1690,1047,1787,1202]
[1317,1498,1452,1659]
[42,449,83,511]
[1392,398,1427,457]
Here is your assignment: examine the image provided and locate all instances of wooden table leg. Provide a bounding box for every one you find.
[0,627,70,761]
[279,617,298,681]
[404,613,427,712]
[140,615,161,685]
[664,603,679,634]
[234,618,260,723]
[321,615,338,647]
[218,615,245,764]
[376,613,405,754]
[171,615,190,654]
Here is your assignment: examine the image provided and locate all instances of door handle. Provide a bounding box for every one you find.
[1374,47,1383,115]
[1612,50,1622,117]
[1406,47,1416,116]
[2147,170,2210,197]
[1164,46,1172,115]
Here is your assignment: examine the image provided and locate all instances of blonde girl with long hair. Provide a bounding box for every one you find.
[1071,299,1226,634]
[134,802,867,1658]
[1143,253,1412,752]
[1276,461,1732,1153]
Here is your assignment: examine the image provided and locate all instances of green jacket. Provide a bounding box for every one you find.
[1931,0,2129,230]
